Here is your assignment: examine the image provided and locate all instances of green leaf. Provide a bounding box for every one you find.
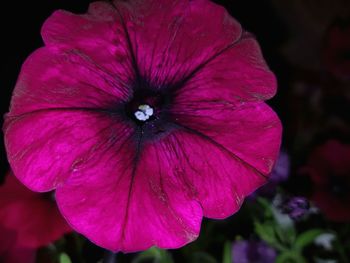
[254,220,277,245]
[294,229,324,250]
[59,253,72,263]
[254,220,289,252]
[275,224,296,247]
[256,197,273,218]
[275,251,307,263]
[222,241,231,263]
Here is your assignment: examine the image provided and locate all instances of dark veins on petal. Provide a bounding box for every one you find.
[5,0,271,246]
[105,1,246,144]
[104,1,270,193]
[92,1,262,241]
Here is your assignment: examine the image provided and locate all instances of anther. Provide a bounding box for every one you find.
[134,104,154,121]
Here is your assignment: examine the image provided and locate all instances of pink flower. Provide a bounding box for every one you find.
[4,0,281,252]
[0,172,71,262]
[304,140,350,222]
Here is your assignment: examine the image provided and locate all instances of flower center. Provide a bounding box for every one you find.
[122,88,177,140]
[134,104,154,121]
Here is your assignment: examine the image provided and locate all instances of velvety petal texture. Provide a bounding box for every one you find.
[56,135,203,251]
[4,0,282,252]
[4,111,128,192]
[41,2,135,94]
[114,0,243,86]
[172,102,281,175]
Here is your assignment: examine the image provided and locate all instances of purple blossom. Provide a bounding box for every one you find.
[281,196,310,220]
[254,151,290,197]
[232,240,277,263]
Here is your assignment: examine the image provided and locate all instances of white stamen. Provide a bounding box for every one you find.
[134,104,154,121]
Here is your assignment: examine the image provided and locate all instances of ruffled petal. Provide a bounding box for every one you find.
[56,130,202,252]
[173,35,277,106]
[172,102,282,176]
[3,0,282,253]
[42,2,119,45]
[153,130,268,218]
[113,0,243,87]
[4,111,132,191]
[9,47,129,116]
[42,2,135,84]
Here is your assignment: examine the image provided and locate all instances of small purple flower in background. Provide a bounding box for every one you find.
[254,151,290,197]
[232,240,277,263]
[280,196,310,220]
[270,151,290,183]
[3,0,281,252]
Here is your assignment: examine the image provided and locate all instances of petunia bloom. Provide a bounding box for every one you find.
[0,172,71,263]
[303,140,350,222]
[4,0,282,252]
[280,196,309,220]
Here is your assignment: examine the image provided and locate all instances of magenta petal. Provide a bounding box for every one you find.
[42,2,118,46]
[4,111,130,191]
[153,130,268,218]
[42,2,134,83]
[173,102,282,175]
[9,47,129,116]
[174,35,277,105]
[3,0,282,253]
[114,0,242,86]
[56,135,202,252]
